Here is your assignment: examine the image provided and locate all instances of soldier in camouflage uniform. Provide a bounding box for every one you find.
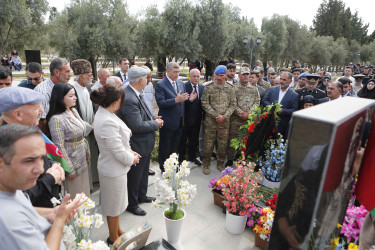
[201,65,236,174]
[225,67,260,166]
[254,66,270,92]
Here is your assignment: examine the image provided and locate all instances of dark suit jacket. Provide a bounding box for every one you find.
[113,71,124,82]
[184,81,205,126]
[263,86,299,135]
[118,85,159,156]
[155,77,186,130]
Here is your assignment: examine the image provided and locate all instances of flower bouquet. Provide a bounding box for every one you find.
[231,103,281,161]
[55,194,108,250]
[257,135,287,182]
[222,158,263,216]
[209,167,234,208]
[152,153,197,220]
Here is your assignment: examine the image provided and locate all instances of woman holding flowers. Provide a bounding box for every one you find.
[91,83,140,245]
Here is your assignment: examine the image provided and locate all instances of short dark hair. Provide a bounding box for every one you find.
[90,82,125,109]
[50,57,68,76]
[119,58,129,65]
[270,72,277,76]
[226,63,236,70]
[338,77,352,85]
[0,124,41,165]
[331,81,343,92]
[26,62,42,73]
[0,66,12,80]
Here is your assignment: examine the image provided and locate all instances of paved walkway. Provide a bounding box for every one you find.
[90,160,260,250]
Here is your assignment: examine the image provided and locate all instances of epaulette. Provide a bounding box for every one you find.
[203,80,214,86]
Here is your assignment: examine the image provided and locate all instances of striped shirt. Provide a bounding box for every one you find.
[34,78,55,119]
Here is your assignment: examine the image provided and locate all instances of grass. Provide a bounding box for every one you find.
[164,208,185,220]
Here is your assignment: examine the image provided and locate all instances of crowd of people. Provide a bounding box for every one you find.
[0,55,374,248]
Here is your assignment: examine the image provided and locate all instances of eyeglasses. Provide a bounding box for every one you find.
[27,77,40,81]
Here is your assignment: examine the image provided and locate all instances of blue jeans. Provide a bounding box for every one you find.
[13,62,22,71]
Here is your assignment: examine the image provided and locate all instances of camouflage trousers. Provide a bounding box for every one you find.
[226,117,247,161]
[203,117,229,168]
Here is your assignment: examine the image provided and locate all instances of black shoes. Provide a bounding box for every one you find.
[193,159,202,166]
[148,169,155,175]
[126,206,147,216]
[106,237,114,246]
[141,196,156,203]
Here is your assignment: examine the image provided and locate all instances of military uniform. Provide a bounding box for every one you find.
[201,81,236,172]
[226,83,260,161]
[258,79,270,92]
[295,87,326,109]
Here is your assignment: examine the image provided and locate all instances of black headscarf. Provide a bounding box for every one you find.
[358,79,375,99]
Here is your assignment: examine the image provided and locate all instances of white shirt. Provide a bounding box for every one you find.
[34,78,55,119]
[142,82,154,115]
[191,83,199,98]
[91,81,103,91]
[278,87,289,103]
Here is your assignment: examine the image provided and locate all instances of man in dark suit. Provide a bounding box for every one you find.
[178,69,205,165]
[113,58,129,86]
[155,62,189,172]
[263,72,299,139]
[118,66,164,216]
[295,74,326,109]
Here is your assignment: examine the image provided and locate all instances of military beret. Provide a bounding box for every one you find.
[306,74,321,84]
[128,66,150,80]
[303,95,315,104]
[71,59,92,75]
[214,65,227,75]
[0,87,44,112]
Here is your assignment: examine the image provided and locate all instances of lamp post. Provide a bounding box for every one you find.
[243,35,262,68]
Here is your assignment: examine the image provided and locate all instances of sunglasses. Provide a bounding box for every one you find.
[27,77,40,81]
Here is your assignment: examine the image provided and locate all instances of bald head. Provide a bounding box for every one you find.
[190,69,200,85]
[98,68,111,85]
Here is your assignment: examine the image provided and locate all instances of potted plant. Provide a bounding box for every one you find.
[257,135,287,188]
[209,167,234,208]
[222,158,263,234]
[152,153,197,248]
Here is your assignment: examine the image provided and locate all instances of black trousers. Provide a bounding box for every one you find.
[127,153,151,209]
[158,125,183,171]
[178,123,200,162]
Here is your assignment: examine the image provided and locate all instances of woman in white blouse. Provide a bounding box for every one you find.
[91,82,140,245]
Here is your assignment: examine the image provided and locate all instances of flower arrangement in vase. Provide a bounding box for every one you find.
[209,167,234,208]
[257,135,287,182]
[222,156,263,216]
[55,194,108,250]
[152,153,197,220]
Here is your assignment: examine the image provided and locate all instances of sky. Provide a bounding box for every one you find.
[48,0,375,34]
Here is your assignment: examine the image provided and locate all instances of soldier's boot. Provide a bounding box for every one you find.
[203,165,210,175]
[217,161,225,172]
[225,160,233,167]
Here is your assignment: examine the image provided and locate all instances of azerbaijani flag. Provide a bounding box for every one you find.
[356,119,375,216]
[41,133,70,173]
